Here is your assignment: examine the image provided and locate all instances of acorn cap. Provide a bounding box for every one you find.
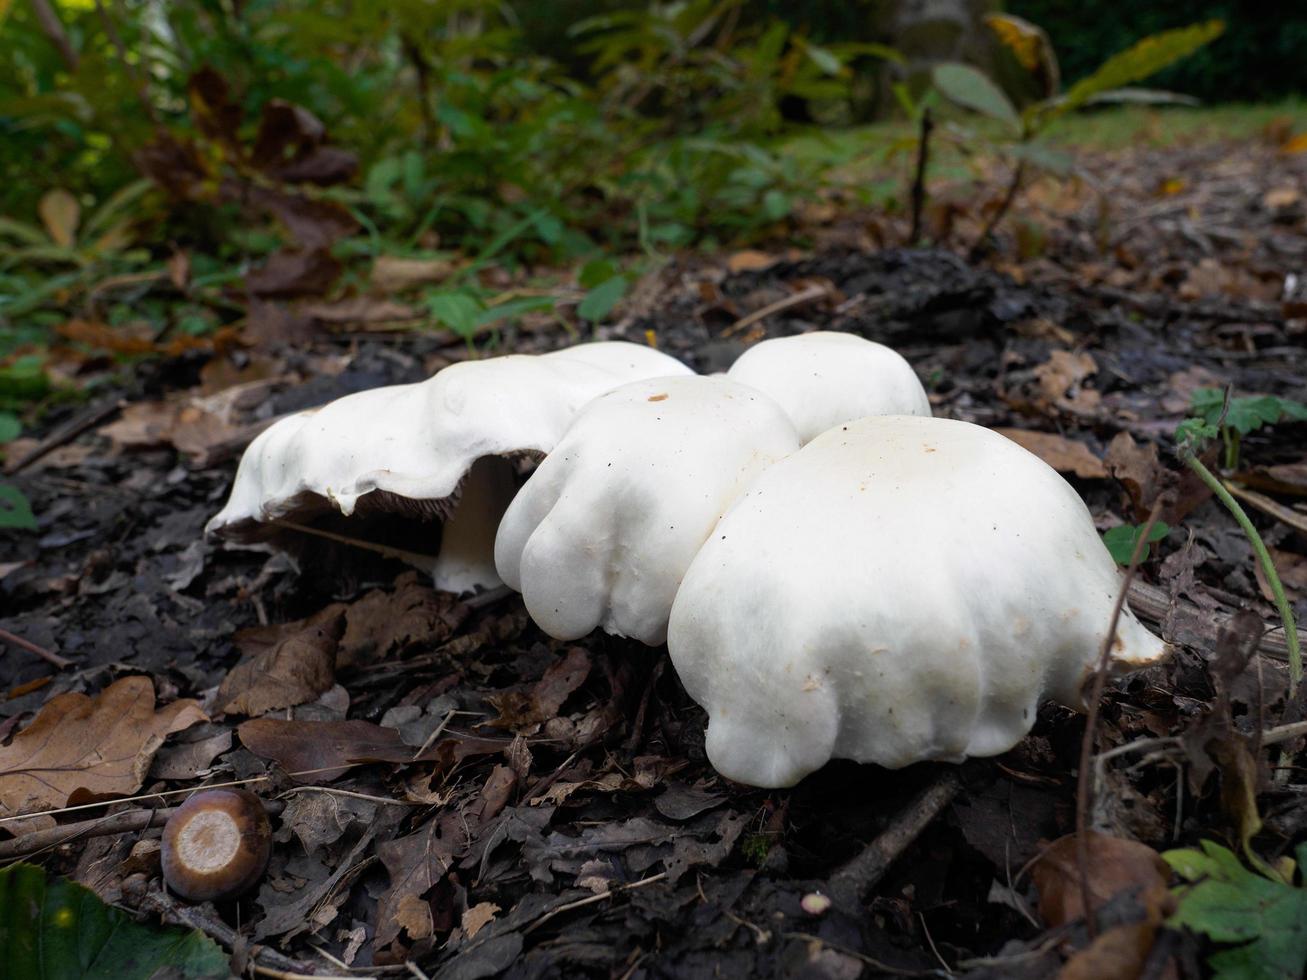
[161,788,271,902]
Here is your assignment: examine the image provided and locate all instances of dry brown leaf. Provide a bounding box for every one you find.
[486,647,591,732]
[726,250,781,274]
[995,429,1106,478]
[38,188,80,247]
[99,401,183,449]
[1032,832,1171,929]
[338,573,469,669]
[218,607,344,716]
[0,676,206,818]
[461,902,501,940]
[1034,350,1101,416]
[370,256,455,292]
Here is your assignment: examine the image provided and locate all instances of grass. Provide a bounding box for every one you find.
[778,99,1307,198]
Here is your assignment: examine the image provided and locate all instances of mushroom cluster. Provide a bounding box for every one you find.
[211,331,1168,788]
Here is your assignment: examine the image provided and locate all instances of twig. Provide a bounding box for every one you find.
[1075,501,1161,940]
[523,872,668,934]
[908,108,933,246]
[269,519,438,569]
[0,800,286,861]
[829,768,962,906]
[141,887,330,977]
[968,159,1026,261]
[4,397,120,475]
[0,626,74,669]
[1126,579,1291,661]
[722,283,830,338]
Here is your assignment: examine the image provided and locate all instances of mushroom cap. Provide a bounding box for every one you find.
[667,415,1169,788]
[160,788,272,902]
[725,332,931,443]
[494,375,801,645]
[206,342,692,537]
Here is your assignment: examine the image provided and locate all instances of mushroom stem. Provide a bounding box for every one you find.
[433,456,519,594]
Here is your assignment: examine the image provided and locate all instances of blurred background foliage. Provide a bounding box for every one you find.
[0,0,1295,359]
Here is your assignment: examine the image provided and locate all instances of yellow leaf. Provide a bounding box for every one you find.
[1279,133,1307,155]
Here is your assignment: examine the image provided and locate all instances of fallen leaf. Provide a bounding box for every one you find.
[1034,350,1101,416]
[995,428,1107,478]
[1032,831,1171,929]
[298,297,420,325]
[237,717,502,782]
[461,902,501,940]
[0,676,206,818]
[338,573,469,668]
[1104,432,1164,517]
[727,250,780,273]
[99,401,183,449]
[237,718,416,782]
[246,248,342,297]
[486,647,590,731]
[371,256,455,292]
[217,607,344,716]
[38,189,79,247]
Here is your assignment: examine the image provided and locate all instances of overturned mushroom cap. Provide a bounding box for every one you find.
[667,415,1168,788]
[726,332,931,442]
[494,375,801,645]
[207,342,692,592]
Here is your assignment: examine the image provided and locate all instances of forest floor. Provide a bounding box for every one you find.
[2,129,1306,979]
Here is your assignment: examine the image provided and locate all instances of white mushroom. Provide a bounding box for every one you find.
[207,342,692,593]
[667,415,1169,788]
[726,332,931,442]
[494,375,801,645]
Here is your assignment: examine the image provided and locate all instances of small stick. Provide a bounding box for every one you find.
[1075,501,1161,939]
[908,108,933,246]
[141,888,327,978]
[5,398,120,475]
[0,626,74,669]
[722,283,830,339]
[829,768,962,905]
[0,800,285,861]
[523,872,668,934]
[969,159,1026,261]
[270,519,438,569]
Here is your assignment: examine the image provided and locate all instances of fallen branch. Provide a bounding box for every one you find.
[723,283,830,339]
[0,626,74,670]
[829,768,962,906]
[0,799,285,861]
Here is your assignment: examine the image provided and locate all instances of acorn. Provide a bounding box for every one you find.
[160,788,272,902]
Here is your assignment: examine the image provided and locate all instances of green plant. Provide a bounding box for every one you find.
[928,19,1224,256]
[0,862,227,977]
[1102,521,1169,565]
[1174,397,1301,691]
[1163,839,1307,979]
[1187,388,1307,471]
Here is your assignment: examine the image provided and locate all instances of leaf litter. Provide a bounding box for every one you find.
[1,133,1306,978]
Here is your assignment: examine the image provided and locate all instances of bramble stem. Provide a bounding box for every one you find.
[1182,449,1301,691]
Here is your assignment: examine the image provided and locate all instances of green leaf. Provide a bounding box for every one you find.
[1057,21,1225,116]
[577,275,628,323]
[1163,840,1307,980]
[1191,388,1307,436]
[0,411,19,443]
[0,483,36,530]
[931,63,1021,133]
[426,291,485,339]
[578,258,619,289]
[0,862,228,978]
[1103,522,1170,564]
